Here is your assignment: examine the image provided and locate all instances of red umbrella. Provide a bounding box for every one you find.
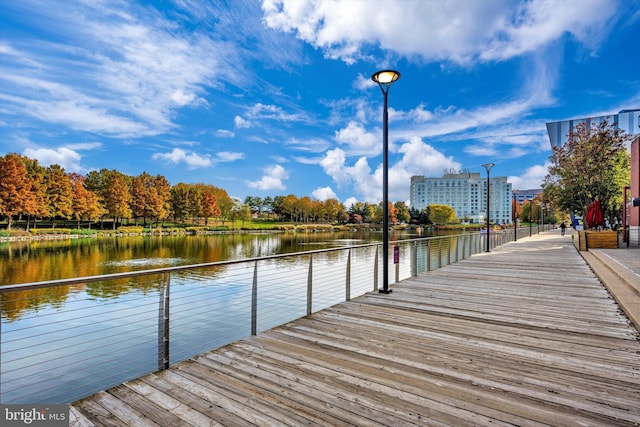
[586,200,604,228]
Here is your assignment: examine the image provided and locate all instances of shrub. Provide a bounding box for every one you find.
[117,226,144,234]
[29,228,71,235]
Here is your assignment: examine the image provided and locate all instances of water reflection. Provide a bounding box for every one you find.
[0,231,389,286]
[0,229,473,403]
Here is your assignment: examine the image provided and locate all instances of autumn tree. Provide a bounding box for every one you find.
[130,172,172,227]
[43,164,73,227]
[394,201,410,224]
[543,121,630,227]
[153,175,172,226]
[69,173,104,228]
[210,186,232,225]
[0,153,36,229]
[103,171,132,229]
[373,202,398,225]
[196,184,221,225]
[21,156,47,229]
[323,198,347,223]
[428,204,456,225]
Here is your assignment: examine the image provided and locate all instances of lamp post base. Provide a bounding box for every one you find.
[379,289,393,294]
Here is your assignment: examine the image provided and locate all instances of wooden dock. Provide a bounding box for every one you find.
[71,233,640,426]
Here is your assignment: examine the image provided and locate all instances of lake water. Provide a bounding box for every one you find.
[3,229,448,403]
[0,230,423,286]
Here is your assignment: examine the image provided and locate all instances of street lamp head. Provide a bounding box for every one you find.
[482,163,495,173]
[372,70,400,93]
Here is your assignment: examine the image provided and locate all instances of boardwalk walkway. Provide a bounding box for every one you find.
[71,232,640,426]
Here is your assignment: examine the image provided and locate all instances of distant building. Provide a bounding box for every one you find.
[546,109,640,149]
[410,170,512,224]
[513,189,541,203]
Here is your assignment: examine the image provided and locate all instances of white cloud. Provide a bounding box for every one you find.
[284,137,331,153]
[509,163,550,190]
[320,137,464,203]
[335,121,380,156]
[170,89,197,106]
[23,147,84,172]
[152,148,212,168]
[246,164,288,190]
[262,0,618,64]
[245,103,306,122]
[343,196,359,209]
[312,186,337,201]
[234,116,251,129]
[66,142,103,151]
[215,129,235,138]
[0,1,247,138]
[216,151,244,162]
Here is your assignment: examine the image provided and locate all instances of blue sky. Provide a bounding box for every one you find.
[1,0,639,208]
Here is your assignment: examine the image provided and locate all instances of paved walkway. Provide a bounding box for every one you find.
[71,230,640,426]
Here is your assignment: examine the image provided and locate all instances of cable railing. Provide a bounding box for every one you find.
[0,227,544,404]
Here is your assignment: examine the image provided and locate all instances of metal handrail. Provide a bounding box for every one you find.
[1,228,545,404]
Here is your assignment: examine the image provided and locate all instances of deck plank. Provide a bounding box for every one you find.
[72,233,640,426]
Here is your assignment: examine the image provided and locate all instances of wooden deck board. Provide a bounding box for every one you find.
[72,234,640,426]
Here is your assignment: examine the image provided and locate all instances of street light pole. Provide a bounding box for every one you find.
[372,69,400,294]
[482,163,494,252]
[512,189,518,241]
[529,198,533,237]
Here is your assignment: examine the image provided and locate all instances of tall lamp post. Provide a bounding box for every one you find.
[372,69,400,294]
[529,198,533,237]
[512,189,518,241]
[482,163,494,252]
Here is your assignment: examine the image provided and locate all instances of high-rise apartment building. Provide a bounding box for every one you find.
[546,109,640,149]
[410,171,513,224]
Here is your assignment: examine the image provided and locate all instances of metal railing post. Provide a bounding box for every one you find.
[426,241,431,272]
[462,235,467,259]
[307,254,313,316]
[251,260,258,335]
[395,247,400,283]
[411,241,417,277]
[438,238,443,269]
[346,249,351,301]
[157,272,170,371]
[449,237,454,264]
[373,246,379,291]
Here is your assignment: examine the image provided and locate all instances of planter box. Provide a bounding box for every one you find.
[573,230,618,250]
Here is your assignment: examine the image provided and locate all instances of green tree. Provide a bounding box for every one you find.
[394,201,410,224]
[372,202,398,224]
[171,183,191,223]
[428,204,456,225]
[543,121,630,227]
